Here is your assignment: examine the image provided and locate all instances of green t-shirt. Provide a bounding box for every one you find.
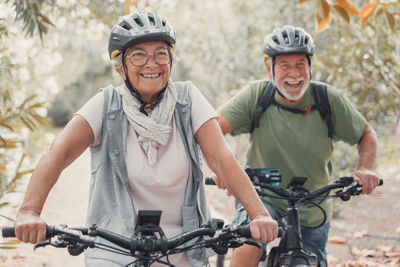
[219,79,366,227]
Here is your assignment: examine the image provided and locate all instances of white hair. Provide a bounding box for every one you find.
[112,54,123,71]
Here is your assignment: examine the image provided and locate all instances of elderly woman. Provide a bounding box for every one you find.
[14,11,277,266]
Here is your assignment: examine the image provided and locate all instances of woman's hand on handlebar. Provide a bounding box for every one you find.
[14,210,47,244]
[249,214,278,243]
[352,169,380,195]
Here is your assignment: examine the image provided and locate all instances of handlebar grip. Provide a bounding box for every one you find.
[2,226,54,238]
[2,227,16,238]
[205,177,216,185]
[237,226,252,238]
[357,178,383,187]
[237,226,282,239]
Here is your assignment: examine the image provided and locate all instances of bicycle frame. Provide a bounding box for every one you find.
[266,198,317,267]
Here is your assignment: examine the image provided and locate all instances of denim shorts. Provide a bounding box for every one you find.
[232,201,330,267]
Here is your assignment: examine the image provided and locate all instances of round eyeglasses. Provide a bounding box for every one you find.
[126,48,170,67]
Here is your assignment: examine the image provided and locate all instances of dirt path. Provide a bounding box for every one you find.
[1,142,399,266]
[326,164,400,266]
[0,149,90,267]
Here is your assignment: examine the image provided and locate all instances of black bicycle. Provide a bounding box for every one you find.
[1,210,261,267]
[205,168,383,267]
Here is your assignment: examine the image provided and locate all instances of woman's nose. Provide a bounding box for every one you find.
[144,54,158,67]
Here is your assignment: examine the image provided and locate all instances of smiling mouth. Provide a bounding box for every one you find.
[140,73,161,78]
[285,81,302,86]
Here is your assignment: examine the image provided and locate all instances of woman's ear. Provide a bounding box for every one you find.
[115,65,126,80]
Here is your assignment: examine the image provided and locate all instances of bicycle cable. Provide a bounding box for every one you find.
[296,199,327,230]
[94,242,132,257]
[255,189,296,201]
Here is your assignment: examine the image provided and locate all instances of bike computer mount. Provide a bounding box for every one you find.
[287,176,307,187]
[134,210,164,237]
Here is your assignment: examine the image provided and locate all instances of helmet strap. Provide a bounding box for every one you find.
[306,55,312,80]
[271,56,289,101]
[122,50,140,98]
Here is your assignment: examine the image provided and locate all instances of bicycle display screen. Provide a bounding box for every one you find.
[245,167,281,186]
[136,210,162,228]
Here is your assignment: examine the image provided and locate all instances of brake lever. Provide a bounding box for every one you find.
[210,242,228,254]
[336,181,362,201]
[225,237,261,249]
[229,239,245,248]
[34,239,68,250]
[33,240,51,250]
[342,181,358,193]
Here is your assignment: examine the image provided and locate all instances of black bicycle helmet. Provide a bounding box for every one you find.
[108,11,176,60]
[263,25,314,57]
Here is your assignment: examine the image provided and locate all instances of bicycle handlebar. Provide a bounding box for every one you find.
[205,176,383,201]
[2,222,253,253]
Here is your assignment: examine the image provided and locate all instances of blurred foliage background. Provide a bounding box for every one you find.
[0,0,399,215]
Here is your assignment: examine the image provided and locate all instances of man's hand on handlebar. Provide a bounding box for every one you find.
[249,214,278,243]
[352,169,380,195]
[14,210,47,244]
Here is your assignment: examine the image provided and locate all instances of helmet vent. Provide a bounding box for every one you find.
[294,30,300,43]
[120,21,132,30]
[161,20,166,26]
[282,31,289,44]
[134,18,144,27]
[304,36,309,45]
[272,36,280,45]
[148,15,155,26]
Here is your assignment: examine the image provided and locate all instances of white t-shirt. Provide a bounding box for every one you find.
[76,84,217,266]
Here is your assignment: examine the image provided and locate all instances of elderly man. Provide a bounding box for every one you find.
[215,25,380,267]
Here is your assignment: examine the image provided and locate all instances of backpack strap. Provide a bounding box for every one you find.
[250,80,320,132]
[313,82,333,138]
[250,81,333,138]
[250,81,276,133]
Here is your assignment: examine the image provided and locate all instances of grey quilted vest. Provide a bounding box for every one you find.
[84,82,211,266]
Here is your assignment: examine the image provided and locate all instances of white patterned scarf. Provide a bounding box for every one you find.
[115,80,177,165]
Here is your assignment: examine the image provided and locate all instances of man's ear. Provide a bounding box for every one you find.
[264,60,273,79]
[115,65,126,80]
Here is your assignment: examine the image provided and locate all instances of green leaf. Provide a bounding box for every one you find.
[39,13,55,27]
[7,0,56,39]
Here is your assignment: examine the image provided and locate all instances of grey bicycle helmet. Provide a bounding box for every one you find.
[263,25,314,57]
[108,11,176,59]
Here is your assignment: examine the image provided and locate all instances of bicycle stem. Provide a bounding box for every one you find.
[283,206,304,251]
